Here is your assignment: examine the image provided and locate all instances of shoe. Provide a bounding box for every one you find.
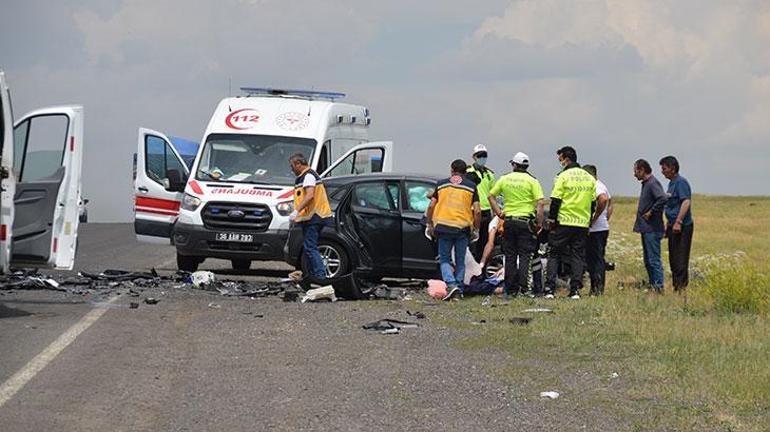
[544,293,555,299]
[443,286,460,301]
[570,292,581,300]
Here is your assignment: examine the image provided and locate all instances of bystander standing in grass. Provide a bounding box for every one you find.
[660,155,694,291]
[633,159,667,293]
[583,164,612,295]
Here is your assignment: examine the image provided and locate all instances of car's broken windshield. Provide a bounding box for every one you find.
[196,133,316,186]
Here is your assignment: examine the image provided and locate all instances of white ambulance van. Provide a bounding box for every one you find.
[134,88,392,271]
[0,70,84,273]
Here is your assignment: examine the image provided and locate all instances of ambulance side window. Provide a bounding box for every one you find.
[145,135,186,185]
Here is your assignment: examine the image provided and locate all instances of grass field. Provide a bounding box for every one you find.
[426,195,770,431]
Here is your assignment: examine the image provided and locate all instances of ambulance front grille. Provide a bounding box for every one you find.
[201,202,272,231]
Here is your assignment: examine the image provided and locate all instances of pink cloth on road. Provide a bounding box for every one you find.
[427,280,448,299]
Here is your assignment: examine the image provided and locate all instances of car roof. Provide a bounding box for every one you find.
[324,173,439,186]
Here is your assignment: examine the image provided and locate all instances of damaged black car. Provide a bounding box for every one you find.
[284,174,444,280]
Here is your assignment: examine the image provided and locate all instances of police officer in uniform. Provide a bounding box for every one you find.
[488,152,545,298]
[466,144,496,262]
[545,146,596,299]
[427,159,481,300]
[289,153,333,279]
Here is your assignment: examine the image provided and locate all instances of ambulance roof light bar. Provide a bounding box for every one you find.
[240,87,346,100]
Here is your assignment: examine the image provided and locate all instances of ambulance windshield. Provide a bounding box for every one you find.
[196,133,316,186]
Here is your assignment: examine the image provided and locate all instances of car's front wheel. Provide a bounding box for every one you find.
[301,241,349,279]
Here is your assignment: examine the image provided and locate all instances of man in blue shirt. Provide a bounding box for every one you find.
[660,156,694,291]
[633,159,667,293]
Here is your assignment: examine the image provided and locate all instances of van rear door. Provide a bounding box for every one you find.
[321,141,393,178]
[11,105,84,270]
[0,71,15,273]
[134,128,189,243]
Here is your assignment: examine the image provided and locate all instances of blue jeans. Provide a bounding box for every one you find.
[641,232,664,291]
[437,233,469,292]
[301,222,326,278]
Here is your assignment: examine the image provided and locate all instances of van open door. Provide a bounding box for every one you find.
[0,72,16,273]
[11,105,83,270]
[321,141,393,178]
[134,128,189,244]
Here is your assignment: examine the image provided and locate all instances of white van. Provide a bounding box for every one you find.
[134,88,393,271]
[0,70,84,273]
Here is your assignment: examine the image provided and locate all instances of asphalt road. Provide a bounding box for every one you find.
[0,224,618,431]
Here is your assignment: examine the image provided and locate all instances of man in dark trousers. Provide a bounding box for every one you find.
[466,144,496,262]
[487,152,545,298]
[427,159,481,300]
[633,159,667,293]
[660,155,694,291]
[544,146,596,300]
[583,164,612,295]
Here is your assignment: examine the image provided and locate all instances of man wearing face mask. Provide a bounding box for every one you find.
[466,144,497,262]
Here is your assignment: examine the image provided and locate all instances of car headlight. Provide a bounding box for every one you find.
[276,200,294,216]
[181,193,202,211]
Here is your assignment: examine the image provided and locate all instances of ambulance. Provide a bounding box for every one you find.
[0,70,84,273]
[134,88,393,271]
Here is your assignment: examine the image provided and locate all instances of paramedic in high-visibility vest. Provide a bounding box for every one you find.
[466,144,496,262]
[487,152,545,298]
[289,153,333,279]
[544,146,596,300]
[426,159,481,301]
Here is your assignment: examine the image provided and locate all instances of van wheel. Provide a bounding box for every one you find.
[177,253,199,272]
[231,259,251,271]
[301,241,349,279]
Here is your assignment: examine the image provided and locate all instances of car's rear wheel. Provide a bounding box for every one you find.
[177,252,199,272]
[301,241,349,279]
[231,259,251,271]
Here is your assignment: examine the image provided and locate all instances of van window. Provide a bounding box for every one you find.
[317,142,329,173]
[326,148,384,178]
[13,114,69,182]
[145,135,186,186]
[197,133,316,186]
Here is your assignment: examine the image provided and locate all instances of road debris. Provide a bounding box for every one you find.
[509,317,532,325]
[540,391,560,399]
[190,271,216,288]
[362,318,419,332]
[207,302,221,309]
[301,286,337,303]
[522,308,553,313]
[144,297,160,305]
[129,302,139,309]
[406,310,426,319]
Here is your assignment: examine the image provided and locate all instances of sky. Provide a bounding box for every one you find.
[2,0,769,222]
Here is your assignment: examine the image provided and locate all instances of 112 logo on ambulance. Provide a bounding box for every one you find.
[225,108,260,130]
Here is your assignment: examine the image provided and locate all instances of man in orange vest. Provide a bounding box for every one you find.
[426,159,481,300]
[289,153,333,279]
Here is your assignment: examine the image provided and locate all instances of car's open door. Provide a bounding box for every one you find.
[134,128,189,244]
[11,105,83,270]
[0,71,16,273]
[321,141,393,178]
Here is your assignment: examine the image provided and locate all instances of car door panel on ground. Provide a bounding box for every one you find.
[401,180,438,274]
[134,128,189,243]
[348,181,401,273]
[11,106,83,270]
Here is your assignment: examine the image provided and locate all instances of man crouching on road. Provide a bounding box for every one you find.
[289,153,333,279]
[427,159,481,300]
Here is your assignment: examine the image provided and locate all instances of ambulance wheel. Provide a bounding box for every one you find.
[231,259,251,271]
[177,253,199,272]
[301,241,349,279]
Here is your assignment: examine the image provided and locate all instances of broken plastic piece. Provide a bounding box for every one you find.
[362,319,419,331]
[191,271,216,288]
[144,297,159,305]
[381,328,400,335]
[540,391,560,399]
[301,286,337,303]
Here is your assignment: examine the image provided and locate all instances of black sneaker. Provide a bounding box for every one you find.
[443,286,460,301]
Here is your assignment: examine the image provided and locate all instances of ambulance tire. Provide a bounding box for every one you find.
[301,241,349,280]
[231,259,251,271]
[177,252,199,272]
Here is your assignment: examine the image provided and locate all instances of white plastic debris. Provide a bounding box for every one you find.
[301,285,337,303]
[45,278,60,288]
[523,308,554,313]
[610,372,619,379]
[191,271,216,288]
[540,391,560,399]
[381,328,400,335]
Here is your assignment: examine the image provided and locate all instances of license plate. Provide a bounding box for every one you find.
[216,232,254,242]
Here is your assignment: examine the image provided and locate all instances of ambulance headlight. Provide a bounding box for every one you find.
[181,193,202,211]
[276,201,294,216]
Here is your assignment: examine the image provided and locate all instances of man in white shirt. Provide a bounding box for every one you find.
[583,165,612,295]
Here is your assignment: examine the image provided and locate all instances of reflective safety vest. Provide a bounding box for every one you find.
[467,165,496,211]
[294,168,332,223]
[488,171,544,218]
[550,166,596,228]
[433,174,478,232]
